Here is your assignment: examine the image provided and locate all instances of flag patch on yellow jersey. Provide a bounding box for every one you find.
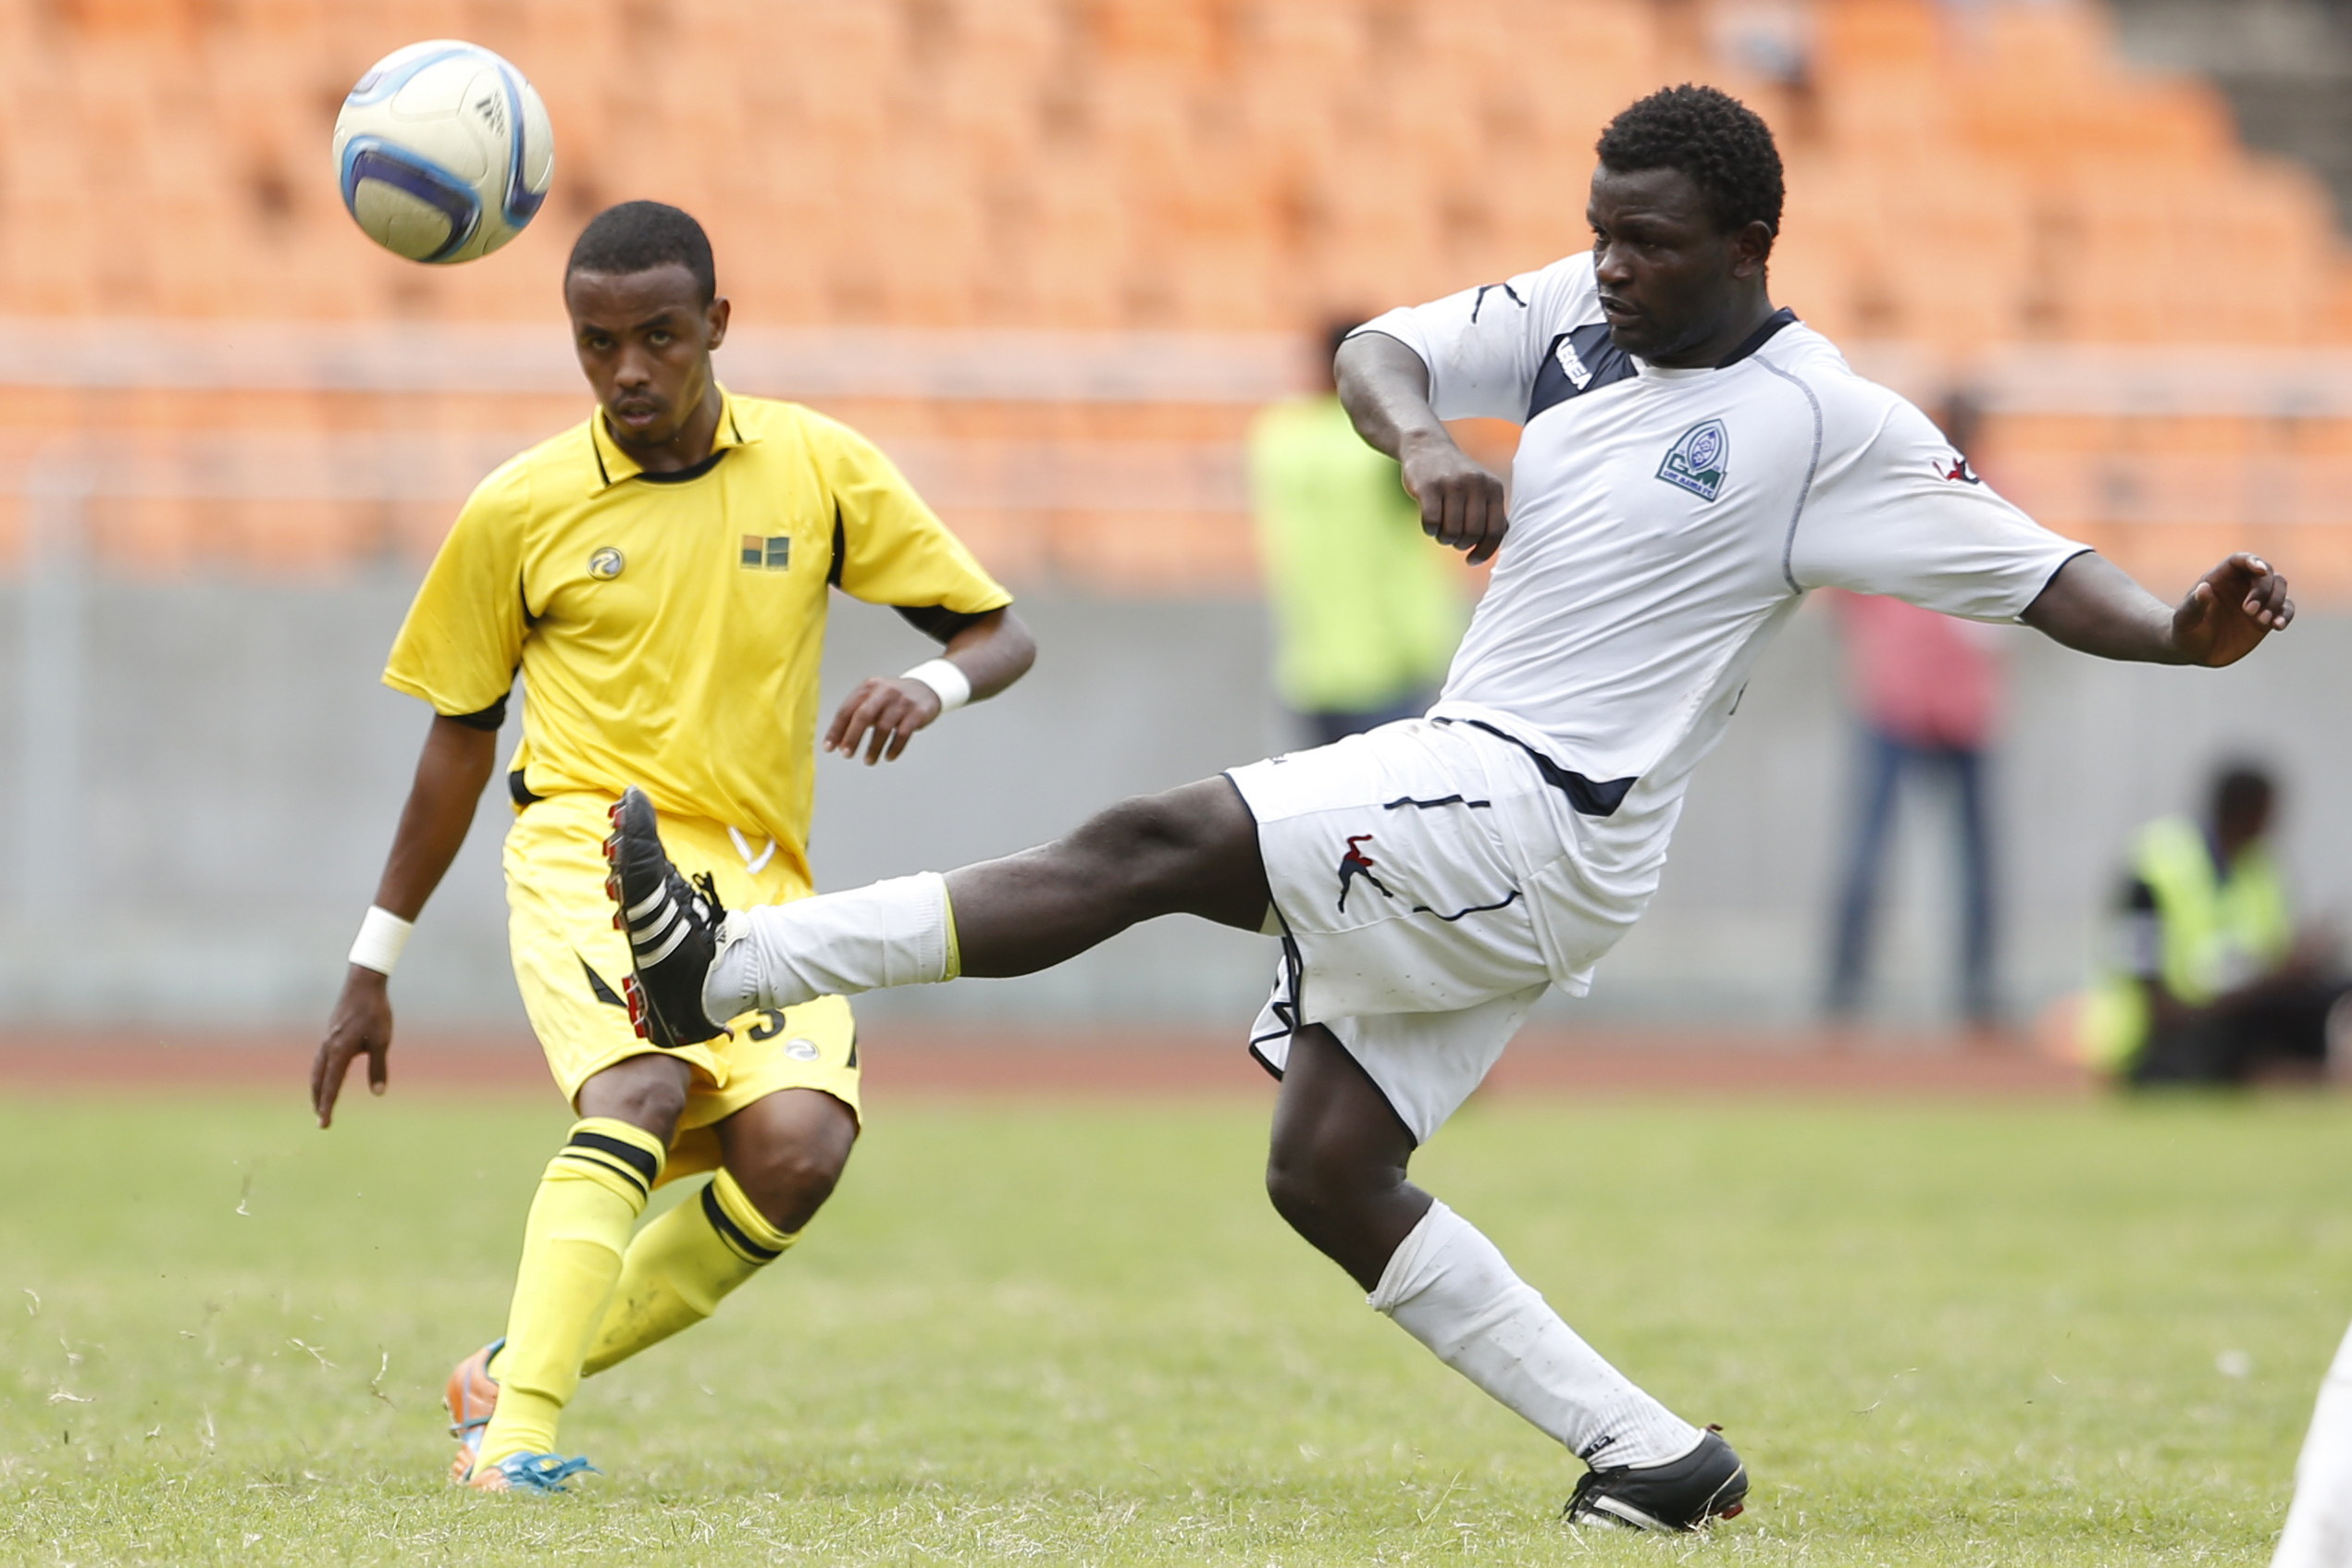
[740,535,790,570]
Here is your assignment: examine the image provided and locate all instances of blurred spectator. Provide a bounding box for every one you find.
[1824,393,2002,1029]
[2081,763,2348,1085]
[1250,320,1467,747]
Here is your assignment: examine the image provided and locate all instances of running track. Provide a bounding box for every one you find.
[0,1027,2089,1099]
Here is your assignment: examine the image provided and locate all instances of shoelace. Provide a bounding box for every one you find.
[498,1452,600,1492]
[691,869,725,922]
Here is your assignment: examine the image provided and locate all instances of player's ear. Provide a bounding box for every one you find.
[706,295,730,350]
[1730,221,1775,280]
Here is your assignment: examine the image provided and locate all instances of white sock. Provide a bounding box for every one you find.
[702,872,957,1019]
[2275,1318,2352,1568]
[1368,1201,1703,1470]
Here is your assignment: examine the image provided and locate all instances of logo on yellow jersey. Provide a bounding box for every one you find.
[588,547,625,579]
[740,535,790,571]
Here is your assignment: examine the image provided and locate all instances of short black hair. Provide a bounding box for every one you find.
[1594,85,1785,241]
[2212,761,2276,827]
[567,201,716,302]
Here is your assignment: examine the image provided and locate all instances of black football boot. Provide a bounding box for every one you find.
[1563,1427,1748,1531]
[602,786,728,1048]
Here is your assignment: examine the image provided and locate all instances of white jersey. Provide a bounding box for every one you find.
[1357,253,2085,916]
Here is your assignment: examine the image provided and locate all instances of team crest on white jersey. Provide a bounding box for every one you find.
[1656,419,1729,502]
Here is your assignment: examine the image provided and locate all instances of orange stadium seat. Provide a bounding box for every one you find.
[2,0,2350,589]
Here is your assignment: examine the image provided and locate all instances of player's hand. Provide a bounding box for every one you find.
[1399,431,1508,564]
[313,966,393,1128]
[2171,552,2293,667]
[824,676,943,766]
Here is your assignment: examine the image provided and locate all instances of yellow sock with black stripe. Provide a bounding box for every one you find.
[475,1117,665,1469]
[580,1167,798,1377]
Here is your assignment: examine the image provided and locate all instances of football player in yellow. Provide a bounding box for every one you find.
[309,201,1034,1493]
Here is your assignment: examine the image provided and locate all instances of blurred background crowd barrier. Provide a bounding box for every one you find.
[3,0,2351,1038]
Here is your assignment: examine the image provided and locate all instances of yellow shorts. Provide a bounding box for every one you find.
[502,791,861,1187]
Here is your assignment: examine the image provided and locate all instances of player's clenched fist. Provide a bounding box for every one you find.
[824,676,945,766]
[1400,432,1508,565]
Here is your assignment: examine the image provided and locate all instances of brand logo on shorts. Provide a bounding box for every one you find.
[783,1036,821,1062]
[1656,419,1729,502]
[588,547,625,580]
[1933,452,1982,485]
[1336,833,1394,914]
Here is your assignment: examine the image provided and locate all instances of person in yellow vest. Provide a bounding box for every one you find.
[1250,319,1468,746]
[2084,764,2345,1083]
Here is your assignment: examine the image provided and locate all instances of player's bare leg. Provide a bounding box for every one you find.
[1266,1026,1740,1527]
[684,779,1269,1024]
[575,1052,693,1138]
[949,778,1271,969]
[1263,1023,1431,1290]
[715,1088,858,1230]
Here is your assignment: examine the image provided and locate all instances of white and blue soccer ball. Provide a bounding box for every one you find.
[332,41,554,265]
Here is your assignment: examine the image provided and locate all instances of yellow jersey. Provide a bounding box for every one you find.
[383,389,1010,884]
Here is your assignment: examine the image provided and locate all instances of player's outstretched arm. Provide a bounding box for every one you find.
[1335,332,1509,565]
[312,715,498,1127]
[2021,550,2293,667]
[824,607,1037,766]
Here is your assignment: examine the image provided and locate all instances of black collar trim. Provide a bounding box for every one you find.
[634,447,729,486]
[1714,306,1799,369]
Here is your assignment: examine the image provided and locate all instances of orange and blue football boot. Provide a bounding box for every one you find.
[444,1339,502,1485]
[461,1451,599,1494]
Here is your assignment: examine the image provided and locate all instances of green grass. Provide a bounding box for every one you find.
[0,1086,2345,1564]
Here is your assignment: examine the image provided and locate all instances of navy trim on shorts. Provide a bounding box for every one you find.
[1433,718,1636,817]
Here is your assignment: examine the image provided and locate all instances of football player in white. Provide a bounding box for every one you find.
[606,86,2293,1531]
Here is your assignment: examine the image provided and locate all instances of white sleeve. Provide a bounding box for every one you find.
[1789,391,2087,622]
[1349,257,1592,424]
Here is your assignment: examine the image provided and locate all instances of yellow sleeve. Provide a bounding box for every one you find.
[821,417,1012,615]
[381,459,530,718]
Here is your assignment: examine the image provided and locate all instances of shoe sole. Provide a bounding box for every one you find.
[602,806,660,1044]
[1573,1491,1745,1531]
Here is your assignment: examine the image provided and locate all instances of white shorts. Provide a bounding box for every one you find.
[1248,980,1551,1145]
[1228,717,1622,1142]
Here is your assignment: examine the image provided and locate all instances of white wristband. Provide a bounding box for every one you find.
[900,658,972,714]
[348,906,415,977]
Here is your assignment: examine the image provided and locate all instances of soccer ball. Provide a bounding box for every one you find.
[332,40,554,265]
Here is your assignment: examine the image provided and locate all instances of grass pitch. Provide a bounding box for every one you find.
[0,1082,2345,1565]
